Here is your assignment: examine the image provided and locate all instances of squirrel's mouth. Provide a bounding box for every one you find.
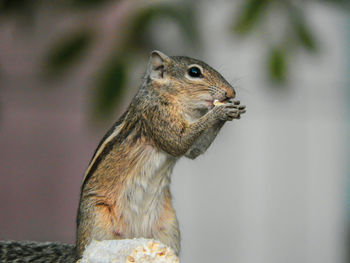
[205,98,229,108]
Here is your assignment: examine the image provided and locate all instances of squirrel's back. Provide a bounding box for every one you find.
[0,240,76,263]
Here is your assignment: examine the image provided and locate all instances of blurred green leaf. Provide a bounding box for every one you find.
[288,5,318,53]
[127,4,198,49]
[293,18,318,52]
[94,56,127,117]
[44,30,93,76]
[232,0,270,35]
[268,47,288,83]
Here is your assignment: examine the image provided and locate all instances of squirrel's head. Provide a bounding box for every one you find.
[146,50,236,111]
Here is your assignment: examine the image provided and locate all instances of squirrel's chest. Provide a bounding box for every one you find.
[120,147,176,237]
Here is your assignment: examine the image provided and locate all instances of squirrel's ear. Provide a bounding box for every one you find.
[148,50,170,80]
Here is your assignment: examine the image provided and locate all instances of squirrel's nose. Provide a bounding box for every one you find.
[225,86,236,99]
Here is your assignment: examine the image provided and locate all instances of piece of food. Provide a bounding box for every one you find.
[127,240,178,263]
[213,99,225,106]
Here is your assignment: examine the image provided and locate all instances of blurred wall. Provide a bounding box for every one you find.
[0,1,349,263]
[171,2,349,263]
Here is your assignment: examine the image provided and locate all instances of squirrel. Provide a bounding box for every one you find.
[0,51,246,262]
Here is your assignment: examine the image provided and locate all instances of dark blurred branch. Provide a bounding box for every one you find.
[70,0,112,8]
[0,0,33,13]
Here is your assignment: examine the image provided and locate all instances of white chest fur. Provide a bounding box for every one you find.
[122,146,176,238]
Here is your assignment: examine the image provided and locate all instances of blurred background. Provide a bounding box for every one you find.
[0,0,349,262]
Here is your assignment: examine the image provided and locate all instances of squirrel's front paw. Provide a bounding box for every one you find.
[213,99,246,121]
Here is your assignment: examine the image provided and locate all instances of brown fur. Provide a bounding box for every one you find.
[76,51,246,257]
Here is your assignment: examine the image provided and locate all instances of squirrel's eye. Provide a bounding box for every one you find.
[188,66,202,78]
